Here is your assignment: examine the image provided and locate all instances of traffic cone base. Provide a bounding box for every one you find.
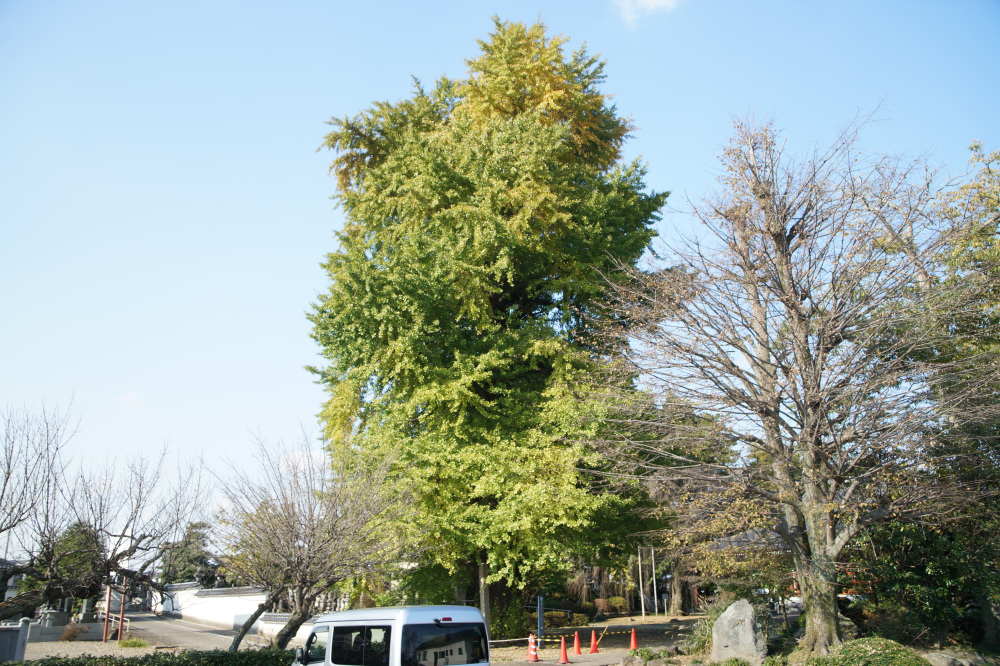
[629,628,638,650]
[558,636,570,664]
[588,630,599,654]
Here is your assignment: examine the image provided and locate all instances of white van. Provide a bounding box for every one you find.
[294,606,490,666]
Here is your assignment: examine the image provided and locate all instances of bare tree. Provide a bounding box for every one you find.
[0,404,70,618]
[592,119,1000,654]
[0,405,70,541]
[215,437,413,651]
[0,449,203,621]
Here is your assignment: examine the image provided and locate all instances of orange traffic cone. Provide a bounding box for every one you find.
[572,631,581,656]
[527,634,539,662]
[558,636,570,664]
[588,630,599,654]
[629,628,638,650]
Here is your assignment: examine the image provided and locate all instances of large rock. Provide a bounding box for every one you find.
[710,599,767,666]
[924,654,961,666]
[922,652,988,666]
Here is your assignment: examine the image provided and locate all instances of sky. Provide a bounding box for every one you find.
[2,0,998,472]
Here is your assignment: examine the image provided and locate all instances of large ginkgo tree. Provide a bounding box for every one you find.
[309,18,666,620]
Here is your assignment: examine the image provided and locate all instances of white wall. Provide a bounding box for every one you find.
[257,615,314,646]
[156,584,268,631]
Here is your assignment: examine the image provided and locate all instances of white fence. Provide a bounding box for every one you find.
[256,614,315,646]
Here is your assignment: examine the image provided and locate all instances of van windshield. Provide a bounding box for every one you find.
[402,623,488,666]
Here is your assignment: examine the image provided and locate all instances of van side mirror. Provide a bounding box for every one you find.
[296,647,306,664]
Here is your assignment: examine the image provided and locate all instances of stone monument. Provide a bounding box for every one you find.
[710,599,767,666]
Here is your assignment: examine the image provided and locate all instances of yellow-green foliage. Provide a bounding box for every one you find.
[458,18,629,172]
[312,18,665,589]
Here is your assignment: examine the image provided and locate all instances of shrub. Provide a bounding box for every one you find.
[607,596,628,613]
[60,623,89,641]
[491,599,529,639]
[118,637,151,648]
[719,659,753,666]
[854,600,929,645]
[806,637,931,666]
[548,611,570,627]
[527,610,582,629]
[579,601,596,617]
[836,637,931,666]
[628,648,655,661]
[684,598,730,655]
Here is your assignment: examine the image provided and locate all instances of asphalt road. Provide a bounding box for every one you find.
[125,612,241,651]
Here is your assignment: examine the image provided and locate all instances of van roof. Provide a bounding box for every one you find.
[314,605,484,625]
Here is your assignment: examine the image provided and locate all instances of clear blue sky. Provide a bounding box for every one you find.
[2,0,998,468]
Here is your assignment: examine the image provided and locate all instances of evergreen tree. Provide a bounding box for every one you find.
[160,522,218,588]
[20,522,105,600]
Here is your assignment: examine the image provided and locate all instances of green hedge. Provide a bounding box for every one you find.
[2,648,294,666]
[527,610,585,629]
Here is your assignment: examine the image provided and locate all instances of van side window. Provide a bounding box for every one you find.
[306,627,329,664]
[401,623,488,666]
[331,625,392,666]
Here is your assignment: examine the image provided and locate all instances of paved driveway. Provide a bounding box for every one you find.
[126,612,240,651]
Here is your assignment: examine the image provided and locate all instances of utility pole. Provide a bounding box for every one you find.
[651,548,658,616]
[637,546,646,619]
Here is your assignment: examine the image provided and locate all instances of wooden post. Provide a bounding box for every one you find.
[102,586,111,642]
[116,589,126,640]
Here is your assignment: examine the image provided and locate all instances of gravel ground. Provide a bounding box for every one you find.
[24,641,173,661]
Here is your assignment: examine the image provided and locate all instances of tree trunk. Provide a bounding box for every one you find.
[669,561,684,616]
[935,621,951,650]
[797,554,841,655]
[275,609,313,650]
[981,595,999,651]
[229,595,276,652]
[0,590,43,622]
[479,561,491,632]
[668,578,683,616]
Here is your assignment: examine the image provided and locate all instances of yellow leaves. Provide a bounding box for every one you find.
[455,17,627,171]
